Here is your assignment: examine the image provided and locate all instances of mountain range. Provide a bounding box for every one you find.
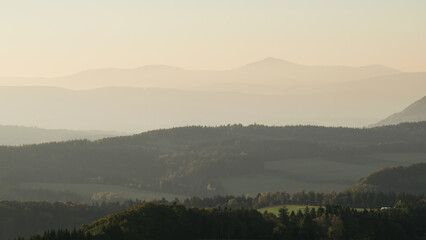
[1,58,425,132]
[0,58,401,91]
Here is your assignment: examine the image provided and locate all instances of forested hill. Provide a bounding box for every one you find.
[0,201,138,240]
[1,123,426,199]
[347,162,426,194]
[101,122,426,146]
[22,201,426,240]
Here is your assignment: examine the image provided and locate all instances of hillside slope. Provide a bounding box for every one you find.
[1,123,426,200]
[372,96,426,127]
[23,201,426,240]
[81,203,273,240]
[347,162,426,194]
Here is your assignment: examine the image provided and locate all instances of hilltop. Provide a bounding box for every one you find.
[347,162,426,194]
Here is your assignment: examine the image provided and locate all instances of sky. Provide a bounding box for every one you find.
[1,0,425,77]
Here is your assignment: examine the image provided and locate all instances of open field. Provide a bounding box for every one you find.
[20,182,186,202]
[258,205,317,215]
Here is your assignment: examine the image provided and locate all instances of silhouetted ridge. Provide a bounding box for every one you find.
[372,96,426,126]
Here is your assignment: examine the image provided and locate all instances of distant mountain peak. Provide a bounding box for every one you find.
[356,64,401,72]
[262,57,292,63]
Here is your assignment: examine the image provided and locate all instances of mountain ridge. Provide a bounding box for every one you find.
[0,57,401,79]
[372,96,426,127]
[0,58,401,91]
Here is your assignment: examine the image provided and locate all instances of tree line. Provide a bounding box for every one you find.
[180,190,424,209]
[2,190,423,240]
[17,200,426,240]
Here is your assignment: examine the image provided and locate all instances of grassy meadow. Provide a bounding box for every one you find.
[20,182,186,202]
[258,204,317,215]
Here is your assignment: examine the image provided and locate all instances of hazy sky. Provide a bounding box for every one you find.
[1,0,425,77]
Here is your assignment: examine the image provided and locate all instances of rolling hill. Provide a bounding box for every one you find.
[0,125,118,145]
[1,123,426,201]
[372,96,426,127]
[22,200,426,240]
[347,162,426,194]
